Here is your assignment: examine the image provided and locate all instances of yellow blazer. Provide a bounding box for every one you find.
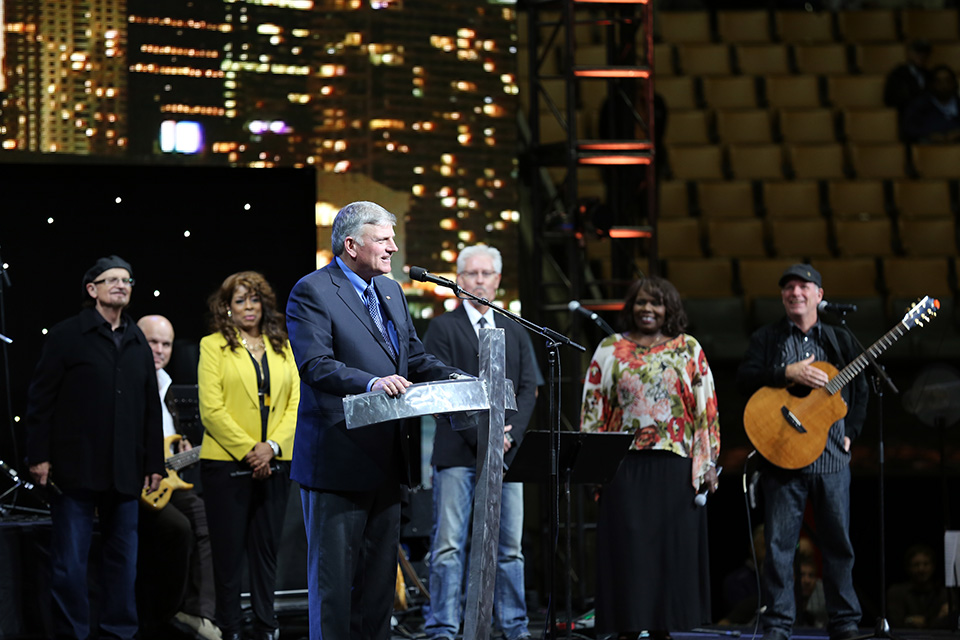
[198,331,299,462]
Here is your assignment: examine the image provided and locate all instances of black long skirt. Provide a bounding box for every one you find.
[595,450,712,633]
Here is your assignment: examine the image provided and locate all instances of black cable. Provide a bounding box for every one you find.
[0,248,19,512]
[741,451,764,640]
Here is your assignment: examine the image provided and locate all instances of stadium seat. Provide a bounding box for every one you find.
[728,144,785,180]
[836,10,899,43]
[810,257,880,297]
[654,43,676,77]
[826,75,886,109]
[658,180,692,219]
[854,43,907,75]
[715,109,773,144]
[667,144,726,180]
[912,145,960,180]
[827,179,888,218]
[893,179,954,219]
[663,258,736,297]
[657,76,700,111]
[848,142,907,179]
[901,9,960,43]
[767,218,833,259]
[776,10,836,44]
[833,217,895,257]
[898,217,958,257]
[763,180,823,218]
[677,44,733,76]
[840,108,899,143]
[739,258,801,299]
[788,143,847,180]
[883,257,954,299]
[702,76,759,109]
[664,110,713,146]
[659,11,713,44]
[697,180,757,218]
[765,75,823,109]
[717,10,773,44]
[778,108,837,144]
[658,218,704,259]
[706,219,769,258]
[735,44,792,75]
[793,44,851,75]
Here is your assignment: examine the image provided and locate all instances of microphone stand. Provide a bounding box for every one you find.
[831,310,900,640]
[426,275,585,640]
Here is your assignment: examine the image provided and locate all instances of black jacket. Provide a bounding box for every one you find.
[423,305,538,468]
[25,307,164,496]
[736,317,868,442]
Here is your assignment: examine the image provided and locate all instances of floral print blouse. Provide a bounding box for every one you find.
[580,333,720,490]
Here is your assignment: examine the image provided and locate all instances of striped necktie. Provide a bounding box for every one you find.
[364,283,395,358]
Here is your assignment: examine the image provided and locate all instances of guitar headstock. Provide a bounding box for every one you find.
[902,296,940,329]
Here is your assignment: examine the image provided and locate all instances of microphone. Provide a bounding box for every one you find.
[409,266,458,291]
[0,459,62,500]
[818,300,858,314]
[694,466,721,507]
[230,464,282,478]
[568,301,615,335]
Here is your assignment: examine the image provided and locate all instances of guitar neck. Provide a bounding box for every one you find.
[166,446,201,471]
[825,322,909,395]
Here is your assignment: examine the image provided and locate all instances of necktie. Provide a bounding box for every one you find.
[364,284,395,358]
[477,316,487,333]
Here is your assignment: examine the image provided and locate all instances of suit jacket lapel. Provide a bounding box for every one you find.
[453,305,480,357]
[228,338,260,409]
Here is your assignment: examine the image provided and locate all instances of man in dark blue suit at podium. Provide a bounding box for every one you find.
[422,244,538,640]
[286,201,459,640]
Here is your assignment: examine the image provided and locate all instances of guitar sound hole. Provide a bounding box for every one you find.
[787,386,813,399]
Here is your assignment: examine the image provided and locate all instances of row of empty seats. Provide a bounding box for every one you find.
[666,107,900,145]
[664,142,960,180]
[655,41,960,77]
[660,74,891,111]
[661,178,959,220]
[658,9,960,45]
[662,256,955,300]
[658,215,958,261]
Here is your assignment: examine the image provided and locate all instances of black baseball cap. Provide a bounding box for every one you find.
[778,263,822,288]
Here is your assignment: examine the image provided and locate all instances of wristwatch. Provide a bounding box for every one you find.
[266,439,281,458]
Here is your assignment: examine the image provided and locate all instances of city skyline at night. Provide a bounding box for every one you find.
[1,0,523,292]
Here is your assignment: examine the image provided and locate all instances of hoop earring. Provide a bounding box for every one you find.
[227,310,232,317]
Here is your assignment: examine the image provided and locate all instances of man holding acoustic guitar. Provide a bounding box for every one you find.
[138,315,220,640]
[736,264,867,640]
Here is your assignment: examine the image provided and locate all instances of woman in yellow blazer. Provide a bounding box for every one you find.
[198,271,299,640]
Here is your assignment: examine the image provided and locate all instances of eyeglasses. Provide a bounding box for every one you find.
[93,277,135,287]
[460,270,497,279]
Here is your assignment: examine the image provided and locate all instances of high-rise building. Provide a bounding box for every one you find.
[41,0,127,154]
[308,1,520,276]
[2,0,126,154]
[126,0,230,158]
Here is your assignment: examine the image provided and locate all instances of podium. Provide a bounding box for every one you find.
[342,328,511,640]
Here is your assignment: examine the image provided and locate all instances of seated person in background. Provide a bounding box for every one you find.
[887,544,950,629]
[902,65,960,144]
[137,315,219,640]
[884,39,932,116]
[796,557,827,629]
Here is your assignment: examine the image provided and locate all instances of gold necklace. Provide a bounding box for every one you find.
[241,335,264,351]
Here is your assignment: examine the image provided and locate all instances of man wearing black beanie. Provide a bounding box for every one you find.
[25,255,164,640]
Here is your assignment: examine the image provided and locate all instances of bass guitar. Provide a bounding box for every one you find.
[743,296,939,470]
[140,434,201,510]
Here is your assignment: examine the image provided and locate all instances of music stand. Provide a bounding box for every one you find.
[506,430,633,639]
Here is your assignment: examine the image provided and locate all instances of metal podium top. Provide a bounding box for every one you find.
[343,377,517,430]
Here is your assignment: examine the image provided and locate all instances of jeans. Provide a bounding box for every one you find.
[760,467,861,639]
[50,490,139,640]
[424,466,529,640]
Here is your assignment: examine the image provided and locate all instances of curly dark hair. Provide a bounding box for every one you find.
[207,271,288,357]
[617,276,688,338]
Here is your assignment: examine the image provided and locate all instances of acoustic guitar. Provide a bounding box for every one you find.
[140,434,201,510]
[743,296,939,470]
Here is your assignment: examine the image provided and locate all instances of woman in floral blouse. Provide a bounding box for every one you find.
[580,276,720,639]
